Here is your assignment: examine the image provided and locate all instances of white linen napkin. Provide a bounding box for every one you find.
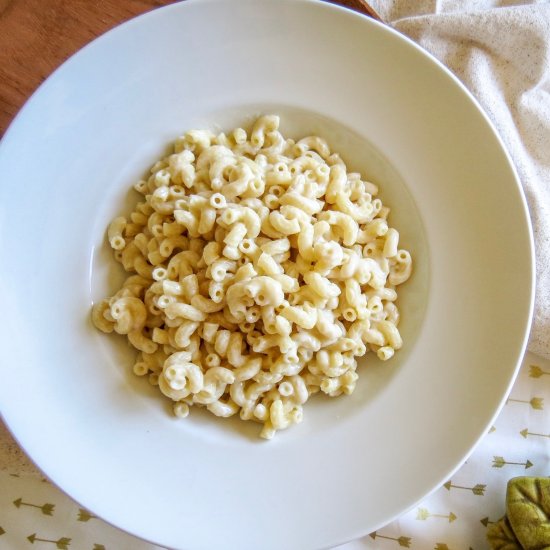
[369,0,550,358]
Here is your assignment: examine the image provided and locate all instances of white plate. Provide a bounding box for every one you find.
[0,1,534,549]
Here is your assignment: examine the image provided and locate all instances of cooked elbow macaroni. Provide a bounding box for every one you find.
[92,115,412,439]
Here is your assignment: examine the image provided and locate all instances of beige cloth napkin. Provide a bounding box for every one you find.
[368,0,550,358]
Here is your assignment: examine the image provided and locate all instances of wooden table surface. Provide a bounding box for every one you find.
[0,0,377,136]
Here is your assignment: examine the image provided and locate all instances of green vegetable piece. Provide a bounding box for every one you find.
[506,476,550,550]
[487,515,522,550]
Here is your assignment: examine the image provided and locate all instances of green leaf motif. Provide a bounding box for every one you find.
[493,456,506,468]
[13,498,22,508]
[506,477,550,550]
[0,526,5,536]
[486,516,522,549]
[28,533,36,544]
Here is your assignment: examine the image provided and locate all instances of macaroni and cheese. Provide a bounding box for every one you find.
[92,115,412,439]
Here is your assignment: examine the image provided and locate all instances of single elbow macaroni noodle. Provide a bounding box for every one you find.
[92,115,412,439]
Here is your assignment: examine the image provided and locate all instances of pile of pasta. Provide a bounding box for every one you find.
[92,115,412,438]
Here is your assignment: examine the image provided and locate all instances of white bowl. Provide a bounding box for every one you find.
[0,1,534,549]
